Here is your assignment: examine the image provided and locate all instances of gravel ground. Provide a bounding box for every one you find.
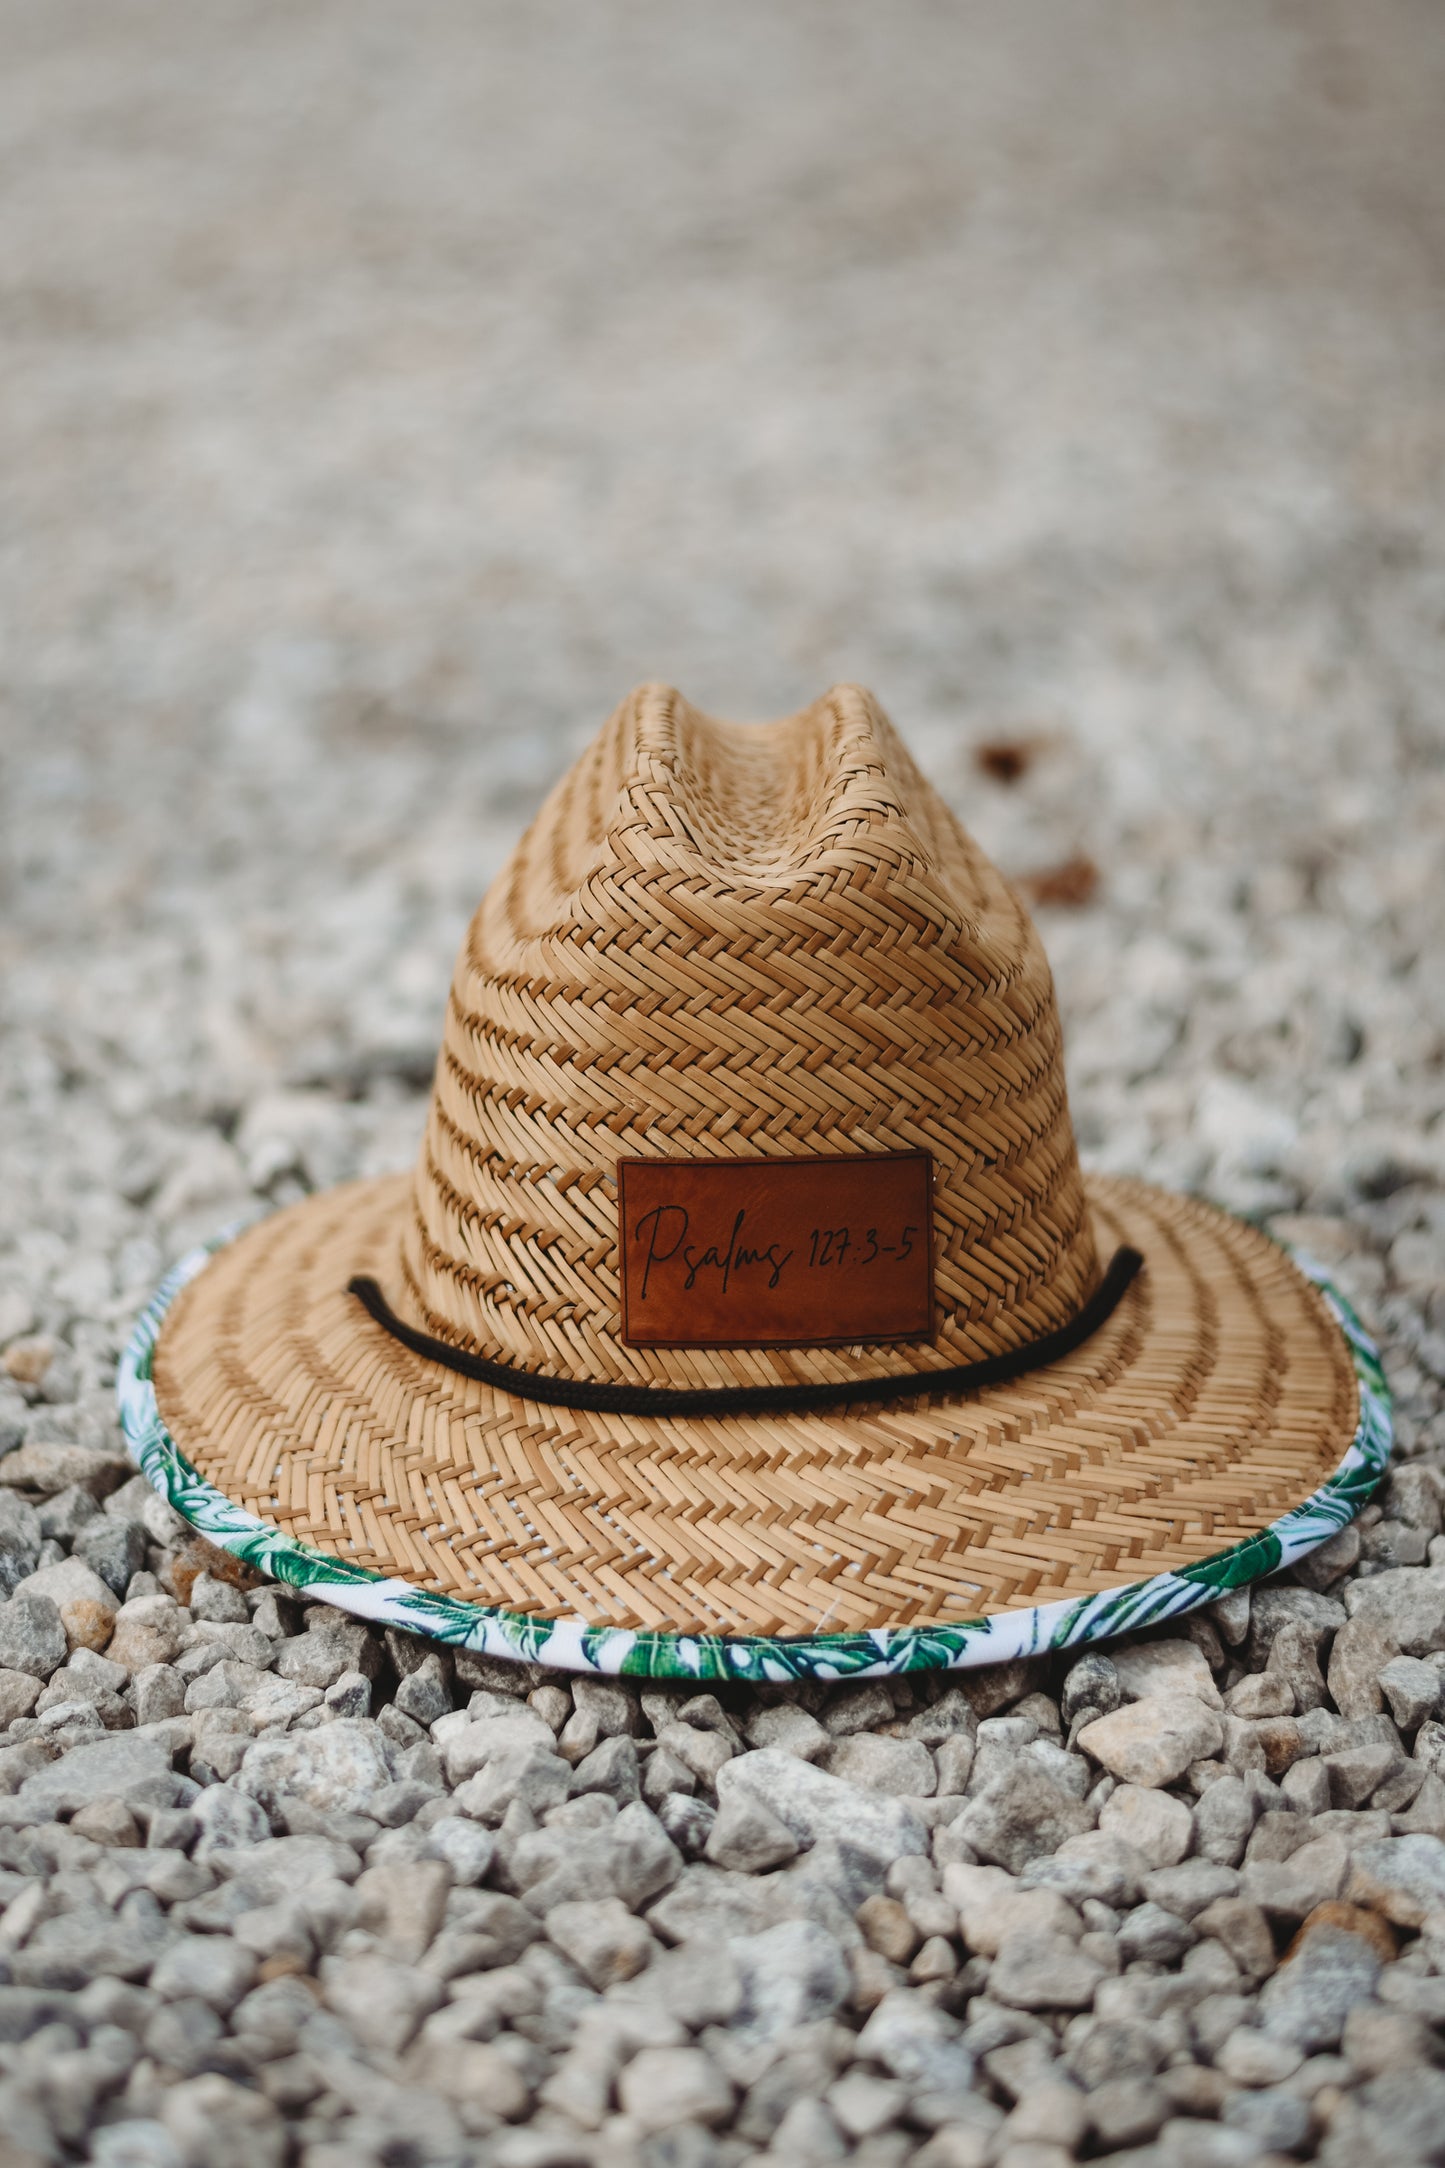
[3,4,1445,2164]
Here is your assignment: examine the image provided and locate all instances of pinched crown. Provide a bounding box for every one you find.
[398,684,1099,1387]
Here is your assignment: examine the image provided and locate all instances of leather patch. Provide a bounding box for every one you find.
[618,1153,933,1348]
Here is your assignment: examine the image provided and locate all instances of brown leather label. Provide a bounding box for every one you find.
[618,1153,933,1348]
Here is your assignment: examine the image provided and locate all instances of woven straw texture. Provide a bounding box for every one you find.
[152,1171,1356,1634]
[404,684,1099,1388]
[149,687,1361,1637]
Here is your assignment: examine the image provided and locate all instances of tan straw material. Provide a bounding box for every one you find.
[150,685,1361,1639]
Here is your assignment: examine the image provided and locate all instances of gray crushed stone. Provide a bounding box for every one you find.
[2,3,1444,2163]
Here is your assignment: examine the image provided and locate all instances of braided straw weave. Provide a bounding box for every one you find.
[408,683,1097,1388]
[151,686,1360,1637]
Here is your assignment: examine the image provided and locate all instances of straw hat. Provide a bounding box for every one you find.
[119,685,1390,1680]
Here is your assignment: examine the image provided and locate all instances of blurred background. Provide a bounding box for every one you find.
[2,2,1443,1400]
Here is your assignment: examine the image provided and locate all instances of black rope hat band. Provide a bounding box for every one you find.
[346,1245,1143,1419]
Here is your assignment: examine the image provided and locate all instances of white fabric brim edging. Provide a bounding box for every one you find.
[115,1236,1392,1682]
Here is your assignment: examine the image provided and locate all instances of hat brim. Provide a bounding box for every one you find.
[117,1174,1390,1681]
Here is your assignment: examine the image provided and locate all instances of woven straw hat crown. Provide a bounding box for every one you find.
[399,683,1100,1389]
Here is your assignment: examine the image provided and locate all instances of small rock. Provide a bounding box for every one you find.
[441,1710,555,1784]
[854,1988,974,2095]
[319,1949,446,2050]
[705,1787,799,1873]
[1323,1743,1402,1810]
[954,1758,1092,1872]
[604,1798,683,1909]
[237,1717,395,1814]
[1086,2076,1170,2150]
[1280,1757,1332,1816]
[827,2068,908,2141]
[1061,1653,1122,1728]
[0,1495,41,1597]
[1077,1696,1223,1788]
[1247,1587,1347,1661]
[191,1785,269,1857]
[744,1703,830,1760]
[642,1745,697,1806]
[425,1816,496,1886]
[38,1482,101,1541]
[729,1917,851,2047]
[13,1555,119,1651]
[1379,1653,1442,1731]
[1193,1895,1276,1981]
[822,1681,896,1735]
[1117,1902,1195,1965]
[90,2121,183,2168]
[1193,1774,1257,1866]
[1243,1834,1349,1920]
[569,1675,638,1736]
[211,1831,362,1902]
[935,1733,975,1793]
[323,1668,371,1718]
[159,2073,286,2168]
[653,1720,734,1786]
[1346,1833,1445,1926]
[944,1862,1082,1954]
[1293,1522,1363,1591]
[1416,1718,1445,1778]
[1266,1621,1328,1712]
[1098,1784,1193,1868]
[1142,1859,1242,1919]
[990,1927,1105,2011]
[0,1665,42,1722]
[656,1793,716,1859]
[546,1897,653,1987]
[1327,1615,1399,1718]
[716,1749,928,1874]
[411,2032,531,2117]
[1291,1900,1397,1965]
[1397,1770,1445,1837]
[271,1614,382,1689]
[1002,2078,1088,2150]
[1341,2001,1438,2076]
[1224,1672,1294,1719]
[1215,2025,1303,2085]
[1223,2086,1312,2153]
[355,1858,452,1960]
[855,1894,922,1966]
[571,1733,641,1804]
[1261,1914,1387,2052]
[151,1937,258,2014]
[821,1732,936,1796]
[394,1652,452,1728]
[618,2044,734,2131]
[964,1658,1041,1720]
[1112,1639,1222,1709]
[453,1743,572,1823]
[15,1898,171,1987]
[1243,1713,1307,1778]
[0,1591,69,1678]
[1021,1830,1146,1909]
[108,1596,187,1673]
[0,1440,132,1500]
[73,1515,148,1596]
[18,1732,180,1814]
[1211,1588,1252,1646]
[1343,1567,1445,1657]
[70,1796,141,1846]
[1364,1519,1431,1569]
[1320,2067,1445,2168]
